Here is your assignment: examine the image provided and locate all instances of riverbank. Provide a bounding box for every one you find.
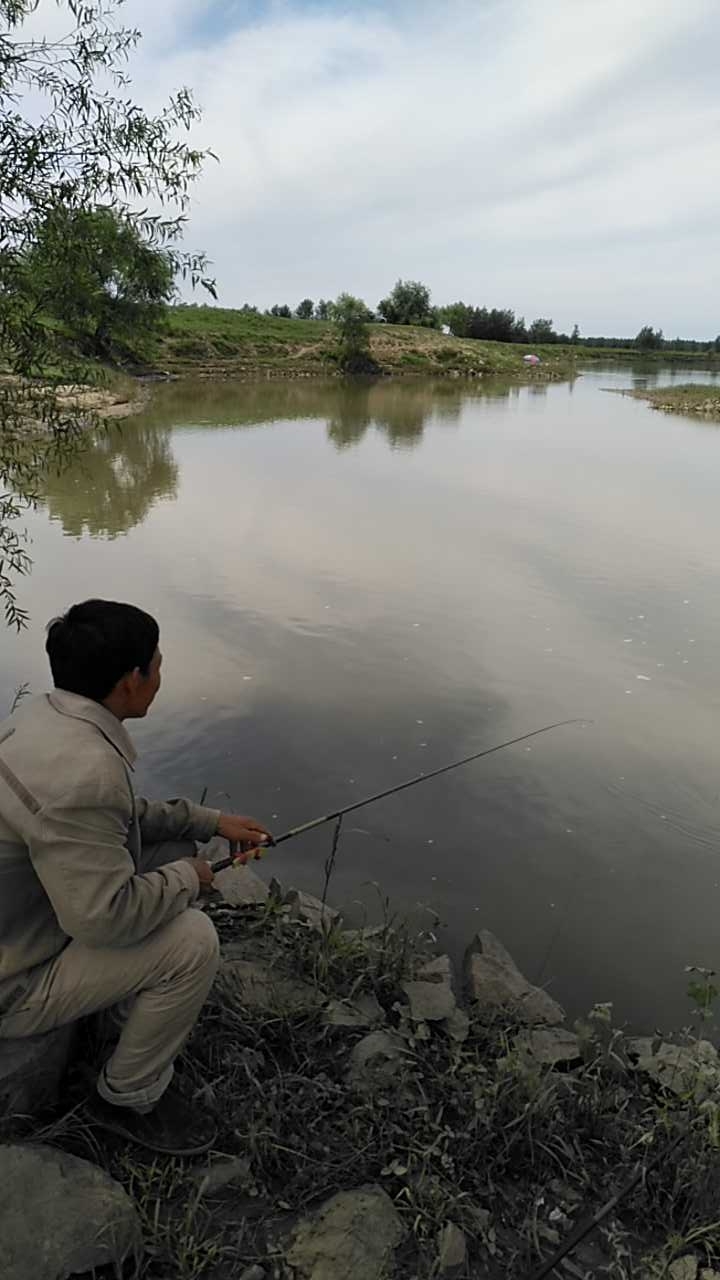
[4,854,720,1280]
[622,384,720,420]
[157,307,576,381]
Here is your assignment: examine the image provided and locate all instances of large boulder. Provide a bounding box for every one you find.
[286,1184,405,1280]
[283,888,341,932]
[514,1027,581,1066]
[0,1143,141,1280]
[214,864,269,907]
[347,1030,408,1087]
[220,956,323,1015]
[464,931,564,1025]
[0,1026,74,1117]
[402,954,457,1023]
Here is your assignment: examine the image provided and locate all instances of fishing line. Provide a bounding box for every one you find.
[211,718,591,872]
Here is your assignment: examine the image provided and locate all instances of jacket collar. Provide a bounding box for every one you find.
[47,690,137,769]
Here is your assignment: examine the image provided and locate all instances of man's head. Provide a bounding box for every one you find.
[46,599,162,720]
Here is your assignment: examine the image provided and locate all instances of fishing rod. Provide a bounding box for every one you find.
[210,717,588,873]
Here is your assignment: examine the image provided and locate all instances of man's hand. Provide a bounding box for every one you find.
[217,813,274,847]
[186,858,215,891]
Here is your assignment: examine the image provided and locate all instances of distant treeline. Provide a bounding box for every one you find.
[176,283,720,353]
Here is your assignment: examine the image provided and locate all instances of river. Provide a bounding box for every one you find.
[4,364,720,1031]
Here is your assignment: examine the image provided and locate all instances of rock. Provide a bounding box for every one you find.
[515,1027,581,1066]
[220,958,323,1014]
[464,931,564,1025]
[437,1222,467,1276]
[286,1184,405,1280]
[0,1025,75,1116]
[402,953,456,1022]
[284,888,340,932]
[443,1007,470,1043]
[0,1143,141,1280]
[402,979,456,1022]
[322,993,386,1029]
[214,864,269,907]
[418,954,455,986]
[634,1040,720,1097]
[670,1258,698,1280]
[348,1030,408,1085]
[700,1269,720,1280]
[239,1267,266,1280]
[193,1156,251,1197]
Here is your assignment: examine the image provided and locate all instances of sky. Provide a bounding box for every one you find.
[25,0,720,336]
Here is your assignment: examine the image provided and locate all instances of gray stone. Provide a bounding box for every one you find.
[634,1040,720,1097]
[402,953,457,1023]
[515,1027,581,1066]
[402,979,456,1022]
[0,1026,74,1116]
[700,1269,720,1280]
[669,1258,698,1280]
[348,1030,407,1085]
[0,1143,141,1280]
[239,1267,266,1280]
[220,958,322,1014]
[437,1221,467,1276]
[443,1007,470,1043]
[214,864,269,907]
[284,888,341,932]
[193,1156,252,1197]
[464,930,564,1025]
[322,993,385,1029]
[286,1184,405,1280]
[418,954,455,986]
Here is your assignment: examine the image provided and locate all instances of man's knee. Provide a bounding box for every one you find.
[177,909,220,974]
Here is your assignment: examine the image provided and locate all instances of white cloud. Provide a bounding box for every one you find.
[21,0,720,334]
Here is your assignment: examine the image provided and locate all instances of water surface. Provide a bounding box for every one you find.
[6,366,720,1030]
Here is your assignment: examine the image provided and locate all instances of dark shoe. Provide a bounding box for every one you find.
[87,1083,217,1156]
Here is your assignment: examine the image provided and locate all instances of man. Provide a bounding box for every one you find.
[0,599,272,1155]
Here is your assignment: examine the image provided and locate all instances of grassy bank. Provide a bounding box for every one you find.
[17,874,720,1280]
[158,306,576,381]
[624,384,720,420]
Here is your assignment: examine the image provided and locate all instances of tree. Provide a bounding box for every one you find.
[635,326,664,351]
[442,302,474,338]
[0,0,212,626]
[295,298,314,320]
[571,323,580,344]
[332,294,377,373]
[24,206,175,361]
[269,304,292,318]
[377,279,436,328]
[528,318,555,344]
[315,299,332,321]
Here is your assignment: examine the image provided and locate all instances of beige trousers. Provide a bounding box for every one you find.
[0,841,219,1110]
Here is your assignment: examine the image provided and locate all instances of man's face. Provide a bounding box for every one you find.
[126,647,163,718]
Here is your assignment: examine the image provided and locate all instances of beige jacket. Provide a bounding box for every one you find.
[0,691,220,1008]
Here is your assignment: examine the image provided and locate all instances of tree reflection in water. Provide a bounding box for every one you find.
[41,421,178,538]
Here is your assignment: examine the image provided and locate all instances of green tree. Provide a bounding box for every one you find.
[0,0,212,626]
[528,318,556,344]
[25,206,176,361]
[269,304,292,318]
[295,298,315,320]
[571,323,580,344]
[332,294,377,373]
[442,302,474,338]
[315,299,332,321]
[377,279,436,328]
[635,325,664,351]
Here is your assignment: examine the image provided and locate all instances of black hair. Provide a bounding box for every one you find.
[46,599,159,702]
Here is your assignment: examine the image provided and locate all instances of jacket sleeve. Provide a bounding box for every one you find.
[135,796,221,845]
[29,781,202,948]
